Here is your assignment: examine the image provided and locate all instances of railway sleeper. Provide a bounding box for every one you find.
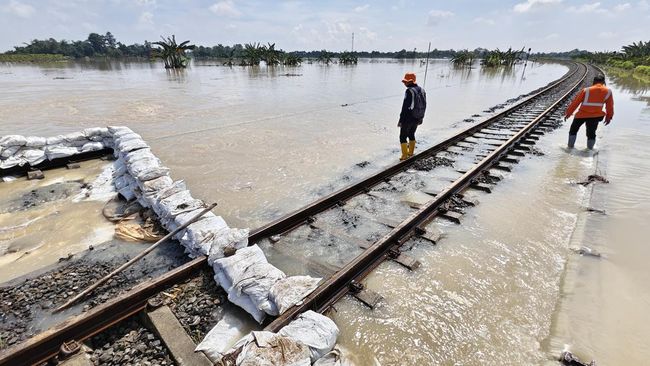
[349,281,383,309]
[470,182,493,193]
[500,156,520,164]
[518,139,537,145]
[440,209,463,224]
[492,163,513,172]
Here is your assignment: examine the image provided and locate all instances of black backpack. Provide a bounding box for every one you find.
[409,86,427,120]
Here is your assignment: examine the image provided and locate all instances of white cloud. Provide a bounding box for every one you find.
[614,2,631,11]
[136,0,156,5]
[473,17,496,25]
[638,0,649,10]
[354,4,369,12]
[3,0,35,18]
[513,0,562,13]
[209,1,241,17]
[545,33,559,40]
[139,11,154,26]
[567,2,606,14]
[598,31,616,39]
[426,10,454,26]
[359,26,377,41]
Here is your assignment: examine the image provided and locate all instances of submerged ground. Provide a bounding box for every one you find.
[1,59,648,364]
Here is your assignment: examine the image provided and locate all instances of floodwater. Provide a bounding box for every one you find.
[0,59,566,232]
[330,73,650,365]
[10,58,648,364]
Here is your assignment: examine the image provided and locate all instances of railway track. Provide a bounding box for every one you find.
[0,61,598,365]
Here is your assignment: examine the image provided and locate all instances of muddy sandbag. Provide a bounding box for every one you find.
[81,141,104,152]
[19,148,47,166]
[156,190,203,220]
[45,145,79,160]
[270,276,321,315]
[0,135,27,147]
[207,227,249,262]
[227,331,311,366]
[25,136,47,147]
[278,311,338,362]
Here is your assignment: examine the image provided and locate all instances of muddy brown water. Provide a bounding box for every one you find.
[5,60,647,364]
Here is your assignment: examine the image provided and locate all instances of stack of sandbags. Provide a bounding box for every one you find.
[108,126,249,260]
[210,245,321,324]
[0,128,112,170]
[197,310,341,365]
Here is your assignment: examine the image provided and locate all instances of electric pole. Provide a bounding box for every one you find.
[351,32,354,52]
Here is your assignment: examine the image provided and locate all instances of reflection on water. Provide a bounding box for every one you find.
[0,59,566,231]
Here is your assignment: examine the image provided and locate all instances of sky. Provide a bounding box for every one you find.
[0,0,649,53]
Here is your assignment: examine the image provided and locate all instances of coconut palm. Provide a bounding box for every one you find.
[152,35,195,69]
[317,50,333,65]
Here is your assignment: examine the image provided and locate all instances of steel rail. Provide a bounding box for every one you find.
[0,62,584,366]
[264,62,589,332]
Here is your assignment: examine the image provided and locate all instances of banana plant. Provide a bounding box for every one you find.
[152,35,195,68]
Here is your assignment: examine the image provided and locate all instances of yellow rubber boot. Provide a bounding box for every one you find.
[399,143,409,160]
[407,140,416,157]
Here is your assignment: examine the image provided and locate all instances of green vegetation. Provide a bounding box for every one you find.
[5,32,153,59]
[572,40,650,82]
[0,53,68,62]
[317,50,333,65]
[283,54,302,66]
[481,48,525,67]
[152,35,195,68]
[450,50,475,67]
[338,51,358,65]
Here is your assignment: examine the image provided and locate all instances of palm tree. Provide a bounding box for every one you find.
[152,35,195,68]
[283,53,302,66]
[262,42,282,66]
[243,42,262,66]
[317,50,333,65]
[451,50,475,68]
[338,51,358,65]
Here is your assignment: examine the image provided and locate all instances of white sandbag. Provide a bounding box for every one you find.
[227,289,267,324]
[138,166,170,182]
[113,159,127,177]
[20,148,47,166]
[1,145,21,159]
[83,127,110,138]
[0,135,27,147]
[81,142,105,152]
[25,136,47,147]
[0,156,24,169]
[118,185,136,201]
[156,190,201,219]
[115,132,142,147]
[114,174,130,190]
[233,262,285,316]
[313,349,352,366]
[181,214,229,248]
[108,126,131,135]
[139,175,173,194]
[195,312,257,364]
[102,137,115,148]
[124,148,154,163]
[207,228,249,263]
[45,135,64,145]
[233,331,311,366]
[45,145,79,160]
[127,156,161,176]
[155,180,187,201]
[279,310,339,362]
[63,132,87,143]
[117,138,148,153]
[270,276,322,315]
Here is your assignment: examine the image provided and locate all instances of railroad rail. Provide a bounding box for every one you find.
[0,61,595,366]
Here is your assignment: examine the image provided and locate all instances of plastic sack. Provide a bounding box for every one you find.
[45,135,64,145]
[25,136,46,147]
[138,175,173,194]
[269,276,321,315]
[20,148,47,166]
[0,156,24,169]
[232,262,285,316]
[0,135,27,147]
[117,138,148,153]
[207,228,249,262]
[195,312,257,364]
[83,127,110,138]
[1,145,21,159]
[313,349,352,366]
[45,145,79,160]
[278,310,339,362]
[81,142,105,152]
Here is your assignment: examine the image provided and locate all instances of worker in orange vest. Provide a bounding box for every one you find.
[564,74,614,149]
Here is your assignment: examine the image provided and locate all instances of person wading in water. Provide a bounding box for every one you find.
[397,72,427,160]
[564,74,614,150]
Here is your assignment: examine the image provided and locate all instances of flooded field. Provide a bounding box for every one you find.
[0,59,565,230]
[5,59,648,364]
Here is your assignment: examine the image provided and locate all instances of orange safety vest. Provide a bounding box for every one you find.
[565,83,614,121]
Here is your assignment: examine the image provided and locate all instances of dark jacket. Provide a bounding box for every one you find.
[399,84,425,124]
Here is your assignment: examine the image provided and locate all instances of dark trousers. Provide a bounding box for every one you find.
[569,117,603,139]
[399,122,418,143]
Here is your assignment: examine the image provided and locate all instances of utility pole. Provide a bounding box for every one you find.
[351,32,354,52]
[423,42,431,87]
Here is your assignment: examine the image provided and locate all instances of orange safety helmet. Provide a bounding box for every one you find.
[402,72,416,84]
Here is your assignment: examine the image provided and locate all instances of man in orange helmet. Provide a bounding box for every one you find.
[397,72,427,160]
[564,74,614,149]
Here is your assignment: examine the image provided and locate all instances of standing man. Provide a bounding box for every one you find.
[564,74,614,149]
[398,72,427,160]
